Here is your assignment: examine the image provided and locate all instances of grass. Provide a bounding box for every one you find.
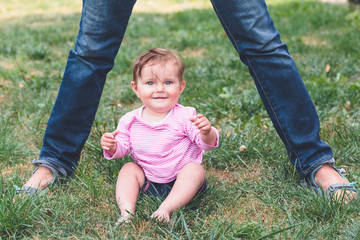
[1,0,360,238]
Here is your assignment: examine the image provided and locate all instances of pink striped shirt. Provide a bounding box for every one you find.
[104,104,219,183]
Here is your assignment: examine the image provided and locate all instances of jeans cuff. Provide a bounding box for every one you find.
[32,158,68,178]
[303,157,335,179]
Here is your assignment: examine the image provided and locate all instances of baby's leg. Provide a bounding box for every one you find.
[115,162,145,223]
[151,162,205,222]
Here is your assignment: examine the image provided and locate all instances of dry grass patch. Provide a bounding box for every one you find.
[0,162,34,177]
[318,0,347,3]
[207,167,240,184]
[133,0,211,13]
[24,69,45,79]
[301,36,328,47]
[240,163,269,182]
[28,15,76,28]
[0,61,17,71]
[182,47,206,59]
[207,163,271,186]
[217,195,285,226]
[0,0,81,22]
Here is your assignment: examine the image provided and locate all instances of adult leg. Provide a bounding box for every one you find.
[115,162,145,223]
[24,0,137,189]
[151,162,205,222]
[210,0,354,199]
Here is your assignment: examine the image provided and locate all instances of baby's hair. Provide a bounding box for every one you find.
[133,48,185,84]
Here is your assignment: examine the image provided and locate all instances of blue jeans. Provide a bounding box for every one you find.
[34,0,334,179]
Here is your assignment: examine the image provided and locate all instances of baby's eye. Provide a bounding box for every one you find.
[145,81,154,85]
[165,81,173,85]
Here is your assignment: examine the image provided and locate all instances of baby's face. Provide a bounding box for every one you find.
[131,62,186,116]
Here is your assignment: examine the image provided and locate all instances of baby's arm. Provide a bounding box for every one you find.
[189,114,217,146]
[100,129,120,155]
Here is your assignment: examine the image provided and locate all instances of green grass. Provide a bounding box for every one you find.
[1,0,360,238]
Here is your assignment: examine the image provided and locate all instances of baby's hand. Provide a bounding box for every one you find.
[100,129,119,154]
[189,114,212,135]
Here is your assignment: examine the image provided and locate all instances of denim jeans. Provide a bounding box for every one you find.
[34,0,334,179]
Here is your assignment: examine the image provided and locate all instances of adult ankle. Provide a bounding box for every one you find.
[24,166,54,189]
[314,164,348,190]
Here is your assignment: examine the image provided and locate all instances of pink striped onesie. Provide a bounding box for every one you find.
[104,104,219,183]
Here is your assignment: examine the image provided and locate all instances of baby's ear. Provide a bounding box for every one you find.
[130,81,139,95]
[180,81,186,93]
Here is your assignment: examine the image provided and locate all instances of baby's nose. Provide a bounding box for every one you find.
[156,83,165,91]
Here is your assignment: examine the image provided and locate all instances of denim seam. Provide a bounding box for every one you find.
[210,0,303,174]
[210,0,241,54]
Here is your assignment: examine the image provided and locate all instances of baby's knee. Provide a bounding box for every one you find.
[118,162,145,186]
[189,162,204,171]
[121,162,142,172]
[181,162,205,179]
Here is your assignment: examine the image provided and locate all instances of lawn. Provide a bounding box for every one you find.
[1,0,360,238]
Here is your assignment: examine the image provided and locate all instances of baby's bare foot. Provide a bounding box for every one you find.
[115,206,134,227]
[151,207,171,222]
[314,164,358,203]
[115,215,131,227]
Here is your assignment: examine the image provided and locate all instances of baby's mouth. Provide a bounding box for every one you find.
[153,96,167,99]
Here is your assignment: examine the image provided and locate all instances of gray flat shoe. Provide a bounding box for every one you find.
[14,185,39,196]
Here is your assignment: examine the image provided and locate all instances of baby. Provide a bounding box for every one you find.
[101,48,219,223]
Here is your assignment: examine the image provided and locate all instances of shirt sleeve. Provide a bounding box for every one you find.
[103,115,131,159]
[183,107,219,151]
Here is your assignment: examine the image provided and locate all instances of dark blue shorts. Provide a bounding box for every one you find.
[141,178,207,198]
